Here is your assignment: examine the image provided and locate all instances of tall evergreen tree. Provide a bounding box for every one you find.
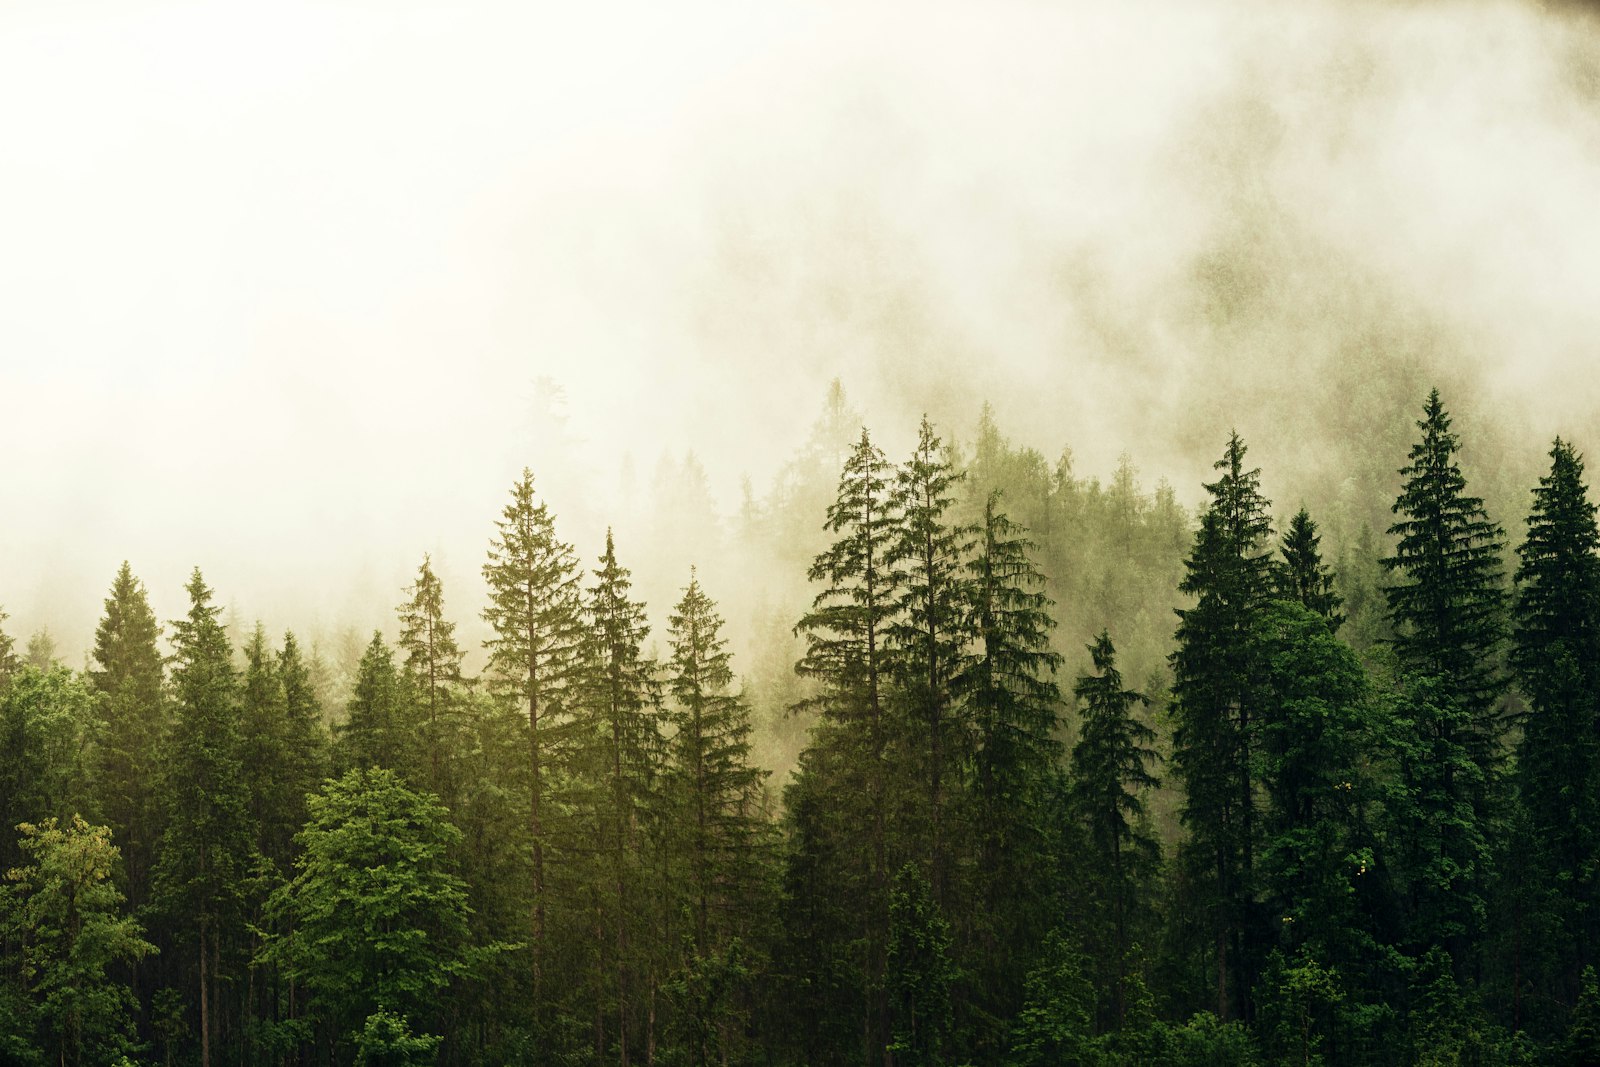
[1279,508,1344,631]
[1071,630,1159,1030]
[397,555,466,801]
[1383,388,1508,766]
[791,427,902,1064]
[340,631,416,778]
[958,491,1064,1050]
[89,562,166,907]
[1382,390,1508,965]
[1512,438,1600,996]
[481,468,585,1019]
[0,605,18,688]
[574,530,661,1066]
[1170,432,1277,1022]
[887,416,975,904]
[151,568,256,1067]
[663,572,768,1066]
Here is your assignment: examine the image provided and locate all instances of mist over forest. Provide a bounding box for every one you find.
[4,1,1600,1064]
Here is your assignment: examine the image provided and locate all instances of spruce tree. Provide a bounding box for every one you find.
[397,555,466,801]
[958,490,1063,1044]
[1170,431,1277,1021]
[1071,630,1159,1029]
[88,562,167,905]
[791,427,902,1062]
[1382,390,1507,964]
[0,606,18,688]
[1383,388,1508,766]
[152,568,256,1067]
[340,631,416,777]
[1279,508,1344,631]
[481,468,584,1017]
[663,572,768,1066]
[887,416,975,904]
[1512,438,1600,993]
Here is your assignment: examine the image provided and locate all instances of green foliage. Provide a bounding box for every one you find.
[341,630,419,777]
[352,1010,443,1067]
[0,666,99,875]
[260,768,480,1048]
[398,554,466,802]
[1279,508,1344,631]
[0,815,155,1067]
[887,863,958,1067]
[1565,966,1600,1066]
[1256,947,1344,1067]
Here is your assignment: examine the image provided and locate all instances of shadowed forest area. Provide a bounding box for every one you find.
[6,382,1600,1066]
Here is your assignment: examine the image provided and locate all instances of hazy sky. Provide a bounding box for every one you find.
[3,0,1598,658]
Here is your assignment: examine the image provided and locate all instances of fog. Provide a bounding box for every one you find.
[2,0,1598,671]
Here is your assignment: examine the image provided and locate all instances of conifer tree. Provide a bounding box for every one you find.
[958,491,1063,1042]
[1279,508,1344,631]
[89,562,167,907]
[1383,389,1508,766]
[340,631,416,777]
[1512,438,1600,991]
[152,568,256,1067]
[663,573,770,1066]
[887,416,975,903]
[886,863,957,1067]
[1382,390,1507,965]
[481,468,584,1017]
[0,606,18,688]
[398,555,466,800]
[574,530,661,1065]
[1170,432,1277,1021]
[1071,630,1159,1029]
[791,427,902,1062]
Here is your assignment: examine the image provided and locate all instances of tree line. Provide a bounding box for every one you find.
[2,388,1599,1065]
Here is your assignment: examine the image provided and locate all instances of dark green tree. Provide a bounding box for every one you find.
[481,468,584,1018]
[791,428,902,1062]
[1170,432,1277,1021]
[88,562,167,905]
[151,568,256,1067]
[340,631,416,777]
[664,572,768,1067]
[887,416,975,903]
[1071,630,1159,1030]
[886,863,957,1067]
[0,816,155,1067]
[1382,390,1507,965]
[1512,438,1600,995]
[1278,508,1344,631]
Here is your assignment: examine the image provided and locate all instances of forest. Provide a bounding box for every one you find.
[3,381,1600,1067]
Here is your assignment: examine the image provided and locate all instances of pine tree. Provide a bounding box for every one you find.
[887,416,975,904]
[152,568,256,1067]
[1512,438,1600,997]
[397,555,466,801]
[663,572,768,1067]
[1382,390,1507,965]
[1383,388,1508,767]
[0,606,18,688]
[481,468,585,1018]
[959,491,1063,1044]
[791,427,902,1063]
[573,530,661,1066]
[1279,508,1344,631]
[1071,630,1159,1029]
[340,631,416,777]
[89,563,167,909]
[1170,431,1277,1022]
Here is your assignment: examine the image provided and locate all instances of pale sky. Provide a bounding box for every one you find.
[3,0,1598,659]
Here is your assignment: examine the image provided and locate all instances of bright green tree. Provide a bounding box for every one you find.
[0,667,99,877]
[259,768,477,1058]
[0,816,155,1067]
